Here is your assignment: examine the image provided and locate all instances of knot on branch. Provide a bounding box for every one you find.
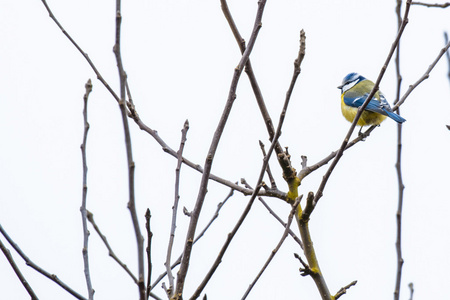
[277,148,297,180]
[277,149,300,203]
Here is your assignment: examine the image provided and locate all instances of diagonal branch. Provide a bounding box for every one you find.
[0,224,87,300]
[0,237,39,299]
[393,38,450,110]
[86,211,138,283]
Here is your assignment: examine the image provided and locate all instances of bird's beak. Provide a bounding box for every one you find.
[337,84,343,89]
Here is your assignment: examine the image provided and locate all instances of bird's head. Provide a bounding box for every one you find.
[338,72,365,92]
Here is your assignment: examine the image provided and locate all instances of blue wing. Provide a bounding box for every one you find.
[343,92,406,123]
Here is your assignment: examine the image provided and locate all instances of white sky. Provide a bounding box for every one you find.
[1,1,450,299]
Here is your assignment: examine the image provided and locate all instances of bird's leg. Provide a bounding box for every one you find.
[358,126,367,141]
[358,126,363,136]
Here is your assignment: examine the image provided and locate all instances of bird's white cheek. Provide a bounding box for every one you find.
[341,80,358,93]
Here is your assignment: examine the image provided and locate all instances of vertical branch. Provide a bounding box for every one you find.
[393,2,405,300]
[80,79,94,300]
[173,2,268,299]
[112,1,145,298]
[165,120,190,298]
[445,32,450,130]
[445,32,450,84]
[0,238,38,299]
[145,209,153,299]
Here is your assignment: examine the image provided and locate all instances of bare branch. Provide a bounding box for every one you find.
[411,1,450,7]
[80,79,94,300]
[334,280,358,300]
[86,211,138,284]
[241,197,301,299]
[165,120,189,298]
[145,209,153,300]
[257,197,303,248]
[408,283,415,300]
[112,2,145,298]
[40,0,120,103]
[259,140,277,189]
[0,238,39,299]
[0,224,87,300]
[393,2,405,300]
[393,39,450,110]
[444,32,450,84]
[294,253,313,277]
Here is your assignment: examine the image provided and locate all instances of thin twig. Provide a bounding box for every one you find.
[80,79,94,300]
[445,32,450,130]
[259,141,277,189]
[294,253,313,277]
[165,120,189,298]
[408,283,414,300]
[240,178,302,248]
[393,2,405,300]
[393,38,450,110]
[257,197,303,248]
[86,211,138,283]
[0,237,39,299]
[312,0,412,211]
[334,280,358,300]
[40,0,120,103]
[411,1,450,7]
[145,209,153,299]
[112,2,145,298]
[0,224,87,300]
[173,2,268,299]
[241,197,301,299]
[445,32,450,84]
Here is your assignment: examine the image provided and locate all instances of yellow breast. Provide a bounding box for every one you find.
[341,95,387,126]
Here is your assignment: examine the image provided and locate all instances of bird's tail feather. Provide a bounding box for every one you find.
[386,110,406,123]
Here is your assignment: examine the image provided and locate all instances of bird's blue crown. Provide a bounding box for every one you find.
[341,72,365,86]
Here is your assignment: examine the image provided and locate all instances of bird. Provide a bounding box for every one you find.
[338,72,406,130]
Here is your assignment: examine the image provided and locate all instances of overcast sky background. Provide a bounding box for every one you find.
[1,1,450,299]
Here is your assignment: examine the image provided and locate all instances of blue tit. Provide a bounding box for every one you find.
[338,72,406,127]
